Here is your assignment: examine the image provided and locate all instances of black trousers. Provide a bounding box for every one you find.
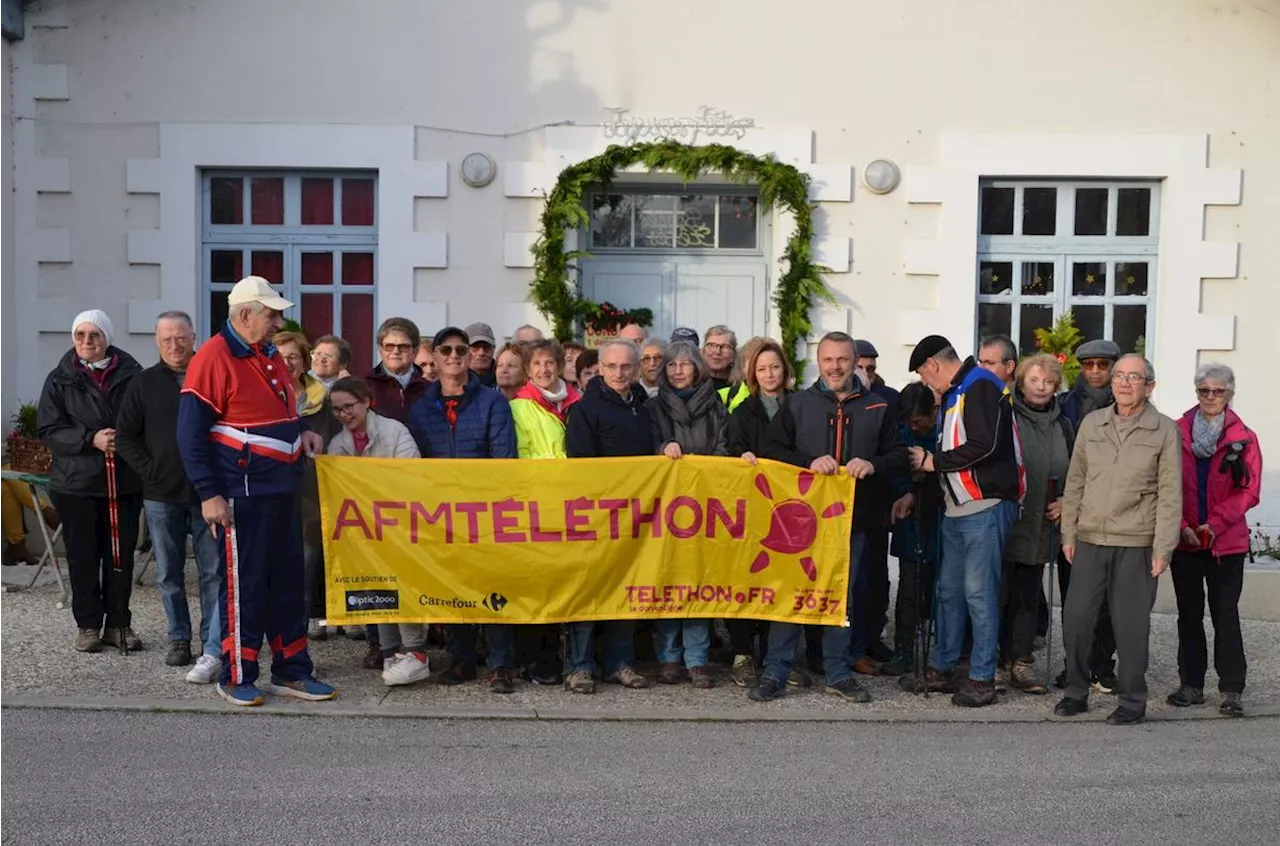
[892,556,934,655]
[517,624,563,676]
[1171,550,1247,694]
[726,618,767,660]
[1000,561,1044,662]
[49,490,141,630]
[864,526,891,649]
[1058,551,1116,675]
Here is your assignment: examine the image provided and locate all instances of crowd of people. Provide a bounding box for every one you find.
[27,275,1263,720]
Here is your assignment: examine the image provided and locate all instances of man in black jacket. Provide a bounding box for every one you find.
[116,311,222,682]
[748,332,907,703]
[561,339,654,694]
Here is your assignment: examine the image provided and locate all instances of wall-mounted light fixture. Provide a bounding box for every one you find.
[460,152,497,188]
[861,159,901,195]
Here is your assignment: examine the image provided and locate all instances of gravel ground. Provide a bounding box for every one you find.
[3,559,1277,718]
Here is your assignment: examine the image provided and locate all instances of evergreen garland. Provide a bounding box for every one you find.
[529,140,833,378]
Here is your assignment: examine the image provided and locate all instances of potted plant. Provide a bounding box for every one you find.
[6,401,53,474]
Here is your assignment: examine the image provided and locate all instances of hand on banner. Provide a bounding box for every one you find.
[891,493,914,521]
[741,451,758,466]
[662,442,683,460]
[1151,555,1168,578]
[810,455,839,475]
[846,458,875,479]
[301,430,324,456]
[202,495,231,530]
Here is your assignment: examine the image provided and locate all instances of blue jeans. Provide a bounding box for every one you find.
[763,532,867,686]
[930,500,1020,682]
[448,624,517,669]
[655,619,711,669]
[565,621,636,677]
[144,499,221,657]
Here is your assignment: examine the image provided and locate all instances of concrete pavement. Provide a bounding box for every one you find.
[3,709,1279,845]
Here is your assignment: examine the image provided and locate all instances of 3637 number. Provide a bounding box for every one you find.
[791,594,841,615]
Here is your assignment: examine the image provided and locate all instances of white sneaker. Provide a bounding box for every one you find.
[185,654,221,684]
[381,651,430,686]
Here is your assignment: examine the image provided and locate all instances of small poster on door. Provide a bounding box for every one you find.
[583,324,619,350]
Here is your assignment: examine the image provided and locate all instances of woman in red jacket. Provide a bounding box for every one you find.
[1166,363,1262,716]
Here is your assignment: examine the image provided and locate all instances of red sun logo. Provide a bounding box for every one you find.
[751,470,847,582]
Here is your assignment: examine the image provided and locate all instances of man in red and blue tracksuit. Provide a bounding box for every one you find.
[177,276,337,706]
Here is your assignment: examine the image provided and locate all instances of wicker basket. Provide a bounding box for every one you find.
[7,434,53,475]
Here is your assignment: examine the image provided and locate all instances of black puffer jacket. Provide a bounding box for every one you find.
[37,347,143,496]
[650,379,729,456]
[565,377,655,458]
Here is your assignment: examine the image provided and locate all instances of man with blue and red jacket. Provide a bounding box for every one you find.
[407,326,519,693]
[906,335,1025,708]
[177,276,337,707]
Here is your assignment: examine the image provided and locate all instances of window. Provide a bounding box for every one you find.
[976,180,1158,359]
[587,187,761,252]
[202,171,378,374]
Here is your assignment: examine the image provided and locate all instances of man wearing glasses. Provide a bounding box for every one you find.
[977,334,1018,388]
[464,322,498,387]
[1055,354,1181,725]
[1056,338,1123,692]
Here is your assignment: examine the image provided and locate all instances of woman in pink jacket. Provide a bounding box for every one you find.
[1166,363,1262,716]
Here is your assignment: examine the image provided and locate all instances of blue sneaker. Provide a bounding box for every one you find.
[263,676,337,701]
[216,683,265,707]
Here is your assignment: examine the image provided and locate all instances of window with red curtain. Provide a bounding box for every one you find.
[342,179,375,226]
[250,178,284,225]
[250,251,284,284]
[300,251,333,285]
[301,294,334,341]
[301,178,335,225]
[342,293,374,375]
[341,252,374,285]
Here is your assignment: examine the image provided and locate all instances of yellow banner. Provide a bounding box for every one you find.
[318,454,853,627]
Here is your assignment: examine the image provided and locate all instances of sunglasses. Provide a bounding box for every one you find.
[381,343,414,354]
[311,351,337,363]
[1196,387,1227,398]
[435,344,466,358]
[1081,360,1111,370]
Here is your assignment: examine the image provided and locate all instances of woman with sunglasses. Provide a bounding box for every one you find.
[325,377,427,686]
[1166,364,1261,716]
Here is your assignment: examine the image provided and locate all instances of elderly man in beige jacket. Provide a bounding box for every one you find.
[1054,354,1181,725]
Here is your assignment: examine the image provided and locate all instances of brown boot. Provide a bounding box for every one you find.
[1010,659,1047,694]
[852,656,883,676]
[3,540,38,566]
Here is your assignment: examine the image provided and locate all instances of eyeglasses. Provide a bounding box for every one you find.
[332,401,363,416]
[1196,387,1227,398]
[469,342,494,351]
[640,355,663,365]
[380,343,413,354]
[704,343,734,354]
[1112,372,1149,385]
[435,344,466,358]
[862,364,878,374]
[311,351,337,363]
[282,353,304,364]
[978,359,1011,369]
[1081,360,1111,371]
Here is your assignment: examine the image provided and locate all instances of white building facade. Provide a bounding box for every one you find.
[2,0,1276,530]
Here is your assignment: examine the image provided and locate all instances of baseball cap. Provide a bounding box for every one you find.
[908,334,953,372]
[1075,339,1122,361]
[227,276,294,311]
[433,326,469,347]
[463,322,496,346]
[670,327,699,345]
[855,339,879,359]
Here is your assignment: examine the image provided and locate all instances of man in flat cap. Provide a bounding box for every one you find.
[903,335,1025,707]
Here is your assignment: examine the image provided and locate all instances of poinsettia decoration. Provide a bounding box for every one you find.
[579,301,652,333]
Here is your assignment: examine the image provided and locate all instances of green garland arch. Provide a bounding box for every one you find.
[529,139,833,379]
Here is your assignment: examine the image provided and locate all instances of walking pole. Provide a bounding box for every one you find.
[910,477,928,696]
[105,454,127,656]
[1045,475,1060,689]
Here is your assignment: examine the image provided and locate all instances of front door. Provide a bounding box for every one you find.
[578,187,770,341]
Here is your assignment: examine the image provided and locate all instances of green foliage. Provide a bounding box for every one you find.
[282,318,305,336]
[1032,311,1085,385]
[529,140,833,379]
[8,402,38,439]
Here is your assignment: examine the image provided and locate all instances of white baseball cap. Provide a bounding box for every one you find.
[227,276,294,311]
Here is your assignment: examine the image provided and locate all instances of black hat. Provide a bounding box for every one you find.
[908,334,953,371]
[432,326,469,347]
[1074,339,1122,361]
[670,327,700,346]
[855,339,879,359]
